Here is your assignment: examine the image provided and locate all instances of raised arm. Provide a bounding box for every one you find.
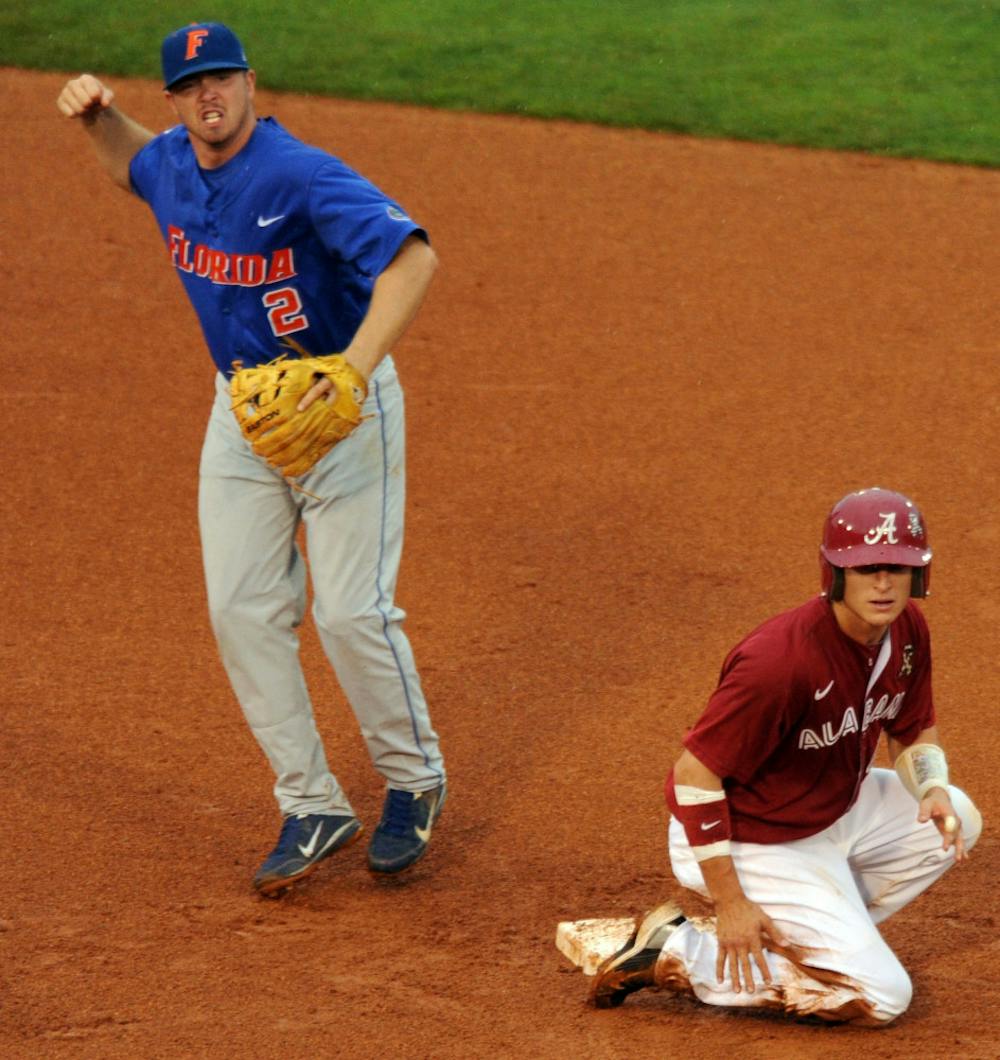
[56,74,155,191]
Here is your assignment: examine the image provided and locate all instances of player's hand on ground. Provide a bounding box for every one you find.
[714,895,788,994]
[56,74,114,121]
[918,788,967,862]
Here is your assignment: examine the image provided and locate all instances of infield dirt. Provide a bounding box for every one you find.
[4,67,999,1059]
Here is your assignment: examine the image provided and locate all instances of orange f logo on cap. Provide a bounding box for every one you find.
[185,28,209,60]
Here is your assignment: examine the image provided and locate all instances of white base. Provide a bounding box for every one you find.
[555,917,637,976]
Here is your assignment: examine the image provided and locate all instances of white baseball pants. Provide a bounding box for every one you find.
[198,357,445,817]
[664,769,982,1024]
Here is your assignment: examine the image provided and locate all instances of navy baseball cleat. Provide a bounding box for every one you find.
[590,901,686,1008]
[367,783,447,875]
[253,812,363,897]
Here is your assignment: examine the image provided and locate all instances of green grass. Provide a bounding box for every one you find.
[6,0,998,165]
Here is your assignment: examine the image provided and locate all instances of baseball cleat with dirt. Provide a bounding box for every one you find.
[590,901,686,1008]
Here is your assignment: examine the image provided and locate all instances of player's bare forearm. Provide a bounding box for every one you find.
[698,851,748,905]
[341,235,438,379]
[86,108,155,190]
[56,75,154,190]
[298,236,437,412]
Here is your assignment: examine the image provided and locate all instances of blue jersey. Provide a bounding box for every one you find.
[130,117,426,373]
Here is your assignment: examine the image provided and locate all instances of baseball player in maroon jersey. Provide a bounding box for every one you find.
[590,488,981,1025]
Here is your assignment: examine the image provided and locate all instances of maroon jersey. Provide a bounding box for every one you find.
[678,597,934,843]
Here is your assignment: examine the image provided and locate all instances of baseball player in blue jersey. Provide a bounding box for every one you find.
[57,22,447,895]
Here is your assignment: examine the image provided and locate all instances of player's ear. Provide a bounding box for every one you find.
[245,69,256,99]
[163,88,179,116]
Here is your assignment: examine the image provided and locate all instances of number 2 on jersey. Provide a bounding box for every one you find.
[263,286,309,337]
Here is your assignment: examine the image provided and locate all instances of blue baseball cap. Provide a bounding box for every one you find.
[162,22,249,90]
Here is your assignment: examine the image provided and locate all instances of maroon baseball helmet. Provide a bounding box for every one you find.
[820,487,932,600]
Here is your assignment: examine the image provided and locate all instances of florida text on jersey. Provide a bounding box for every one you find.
[130,118,426,372]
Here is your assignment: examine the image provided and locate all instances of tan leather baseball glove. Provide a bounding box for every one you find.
[230,338,368,478]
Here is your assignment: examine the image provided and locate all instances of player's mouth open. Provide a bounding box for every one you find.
[202,110,224,125]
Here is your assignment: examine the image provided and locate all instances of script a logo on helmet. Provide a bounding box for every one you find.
[863,511,899,546]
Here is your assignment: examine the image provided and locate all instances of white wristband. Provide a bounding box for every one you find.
[692,839,732,862]
[674,784,727,805]
[894,742,949,800]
